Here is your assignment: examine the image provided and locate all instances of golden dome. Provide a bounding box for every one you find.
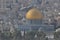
[26,8,43,20]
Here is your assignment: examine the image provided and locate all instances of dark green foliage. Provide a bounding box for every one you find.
[0,30,47,40]
[54,31,60,40]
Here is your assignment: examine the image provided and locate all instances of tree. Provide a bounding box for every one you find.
[54,31,60,40]
[36,31,46,40]
[24,31,36,40]
[18,14,23,20]
[15,30,22,40]
[1,31,11,40]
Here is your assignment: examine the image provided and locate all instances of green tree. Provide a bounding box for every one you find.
[1,31,11,40]
[24,31,36,40]
[36,31,46,40]
[54,31,60,40]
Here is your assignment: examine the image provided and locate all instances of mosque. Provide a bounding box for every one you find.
[18,8,55,33]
